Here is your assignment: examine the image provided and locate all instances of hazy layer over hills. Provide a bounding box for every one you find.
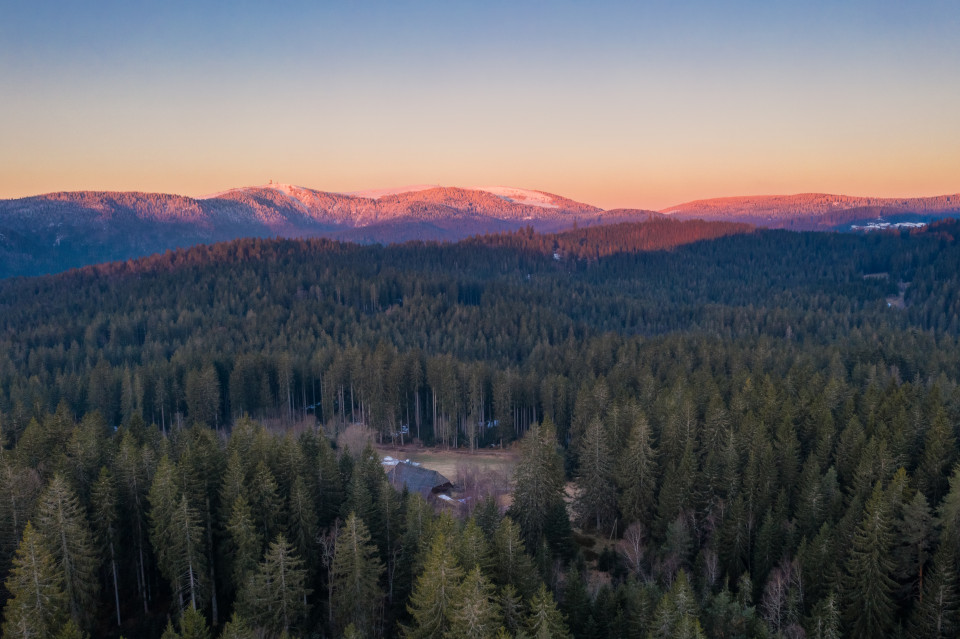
[2,183,959,277]
[663,193,960,229]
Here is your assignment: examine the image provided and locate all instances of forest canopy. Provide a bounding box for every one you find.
[2,219,960,638]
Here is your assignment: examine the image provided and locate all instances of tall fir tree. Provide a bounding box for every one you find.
[491,516,538,599]
[575,416,617,534]
[404,533,464,639]
[224,494,263,596]
[445,566,501,639]
[149,459,208,612]
[648,570,706,639]
[90,467,122,627]
[907,544,958,639]
[35,473,100,629]
[1,522,67,639]
[805,592,842,639]
[508,419,566,547]
[238,533,310,636]
[842,481,897,639]
[525,583,572,639]
[332,512,384,636]
[617,412,658,527]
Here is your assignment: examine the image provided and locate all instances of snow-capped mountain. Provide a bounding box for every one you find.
[3,183,960,278]
[662,193,960,230]
[0,185,642,277]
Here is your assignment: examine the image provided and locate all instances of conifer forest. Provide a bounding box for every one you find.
[4,220,960,638]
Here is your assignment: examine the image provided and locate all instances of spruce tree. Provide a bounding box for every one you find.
[648,570,705,639]
[842,481,897,639]
[1,521,67,639]
[508,419,566,547]
[805,592,841,639]
[918,408,955,505]
[218,612,256,639]
[178,606,211,639]
[456,517,492,576]
[332,512,384,636]
[491,516,538,599]
[907,544,958,639]
[445,566,501,639]
[169,494,209,612]
[90,466,122,627]
[150,459,208,612]
[525,583,571,639]
[35,473,100,629]
[248,461,283,543]
[895,490,936,602]
[225,494,262,591]
[617,412,658,527]
[239,533,309,635]
[575,416,617,533]
[286,476,318,568]
[404,533,464,639]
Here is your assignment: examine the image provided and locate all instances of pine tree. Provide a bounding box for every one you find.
[160,618,180,639]
[149,459,208,612]
[648,570,705,639]
[561,568,592,637]
[90,467,122,627]
[456,517,492,576]
[895,490,936,603]
[404,533,464,639]
[0,458,42,588]
[239,533,310,635]
[1,522,67,639]
[115,429,152,613]
[500,584,525,635]
[805,592,841,639]
[219,451,246,523]
[35,473,100,629]
[54,619,87,639]
[575,416,617,533]
[508,419,566,547]
[445,566,501,639]
[218,612,256,639]
[937,463,960,534]
[332,512,384,636]
[225,494,262,590]
[907,544,958,639]
[286,476,318,568]
[842,481,897,639]
[169,494,209,611]
[178,606,211,639]
[526,583,571,639]
[491,517,538,599]
[918,408,955,505]
[249,461,283,543]
[618,412,658,527]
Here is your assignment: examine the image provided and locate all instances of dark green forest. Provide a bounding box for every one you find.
[2,219,960,638]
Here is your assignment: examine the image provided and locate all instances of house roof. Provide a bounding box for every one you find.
[386,461,452,496]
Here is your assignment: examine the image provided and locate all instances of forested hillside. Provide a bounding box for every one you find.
[2,221,960,638]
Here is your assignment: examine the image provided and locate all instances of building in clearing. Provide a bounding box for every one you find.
[383,457,453,498]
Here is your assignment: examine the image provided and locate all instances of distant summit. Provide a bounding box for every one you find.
[0,185,635,277]
[662,193,960,230]
[2,183,958,277]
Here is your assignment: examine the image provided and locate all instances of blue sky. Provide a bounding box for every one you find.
[2,0,958,208]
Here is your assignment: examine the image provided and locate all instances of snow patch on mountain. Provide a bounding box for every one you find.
[201,183,314,200]
[349,185,441,199]
[474,186,559,209]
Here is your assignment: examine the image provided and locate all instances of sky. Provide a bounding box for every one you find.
[1,0,958,210]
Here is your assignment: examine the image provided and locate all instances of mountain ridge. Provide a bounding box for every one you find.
[2,184,960,278]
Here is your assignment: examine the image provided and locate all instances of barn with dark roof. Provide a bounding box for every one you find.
[385,460,453,498]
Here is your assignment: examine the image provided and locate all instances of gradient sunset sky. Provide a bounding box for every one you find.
[1,0,958,210]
